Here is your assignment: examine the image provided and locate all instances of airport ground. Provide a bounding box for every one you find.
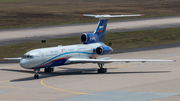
[0,46,180,101]
[0,12,180,101]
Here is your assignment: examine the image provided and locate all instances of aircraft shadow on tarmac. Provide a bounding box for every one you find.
[0,68,171,82]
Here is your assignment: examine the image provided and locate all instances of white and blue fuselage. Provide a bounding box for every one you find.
[20,42,109,69]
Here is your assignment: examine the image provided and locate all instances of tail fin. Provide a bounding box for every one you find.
[93,19,108,42]
[84,14,144,42]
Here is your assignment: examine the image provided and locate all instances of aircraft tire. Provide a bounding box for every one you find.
[98,69,102,73]
[98,68,107,73]
[104,68,107,73]
[51,68,54,72]
[44,67,54,72]
[34,74,39,79]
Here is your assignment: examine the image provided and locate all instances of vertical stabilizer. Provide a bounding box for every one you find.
[93,19,108,42]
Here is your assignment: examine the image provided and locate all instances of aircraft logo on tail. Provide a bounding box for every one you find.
[93,19,108,42]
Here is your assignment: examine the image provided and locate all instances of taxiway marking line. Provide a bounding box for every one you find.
[0,85,63,92]
[41,78,89,95]
[41,78,146,100]
[0,82,145,101]
[41,78,148,100]
[161,55,180,60]
[0,80,10,84]
[0,80,63,93]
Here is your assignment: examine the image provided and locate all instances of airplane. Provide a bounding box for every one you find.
[4,14,176,79]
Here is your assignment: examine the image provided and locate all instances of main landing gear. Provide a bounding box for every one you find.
[97,64,107,73]
[44,67,54,72]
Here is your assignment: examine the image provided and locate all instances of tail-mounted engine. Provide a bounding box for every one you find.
[81,33,97,44]
[96,46,113,55]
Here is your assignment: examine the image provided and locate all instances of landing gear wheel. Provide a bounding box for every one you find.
[34,74,39,79]
[44,67,54,72]
[34,69,40,79]
[98,68,107,73]
[97,64,107,73]
[51,68,54,72]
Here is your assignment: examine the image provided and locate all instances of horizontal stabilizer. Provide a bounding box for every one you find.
[84,14,144,19]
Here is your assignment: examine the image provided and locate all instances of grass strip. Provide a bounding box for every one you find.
[1,27,180,60]
[0,0,180,29]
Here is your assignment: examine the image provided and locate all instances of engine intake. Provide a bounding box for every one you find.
[81,34,87,42]
[81,33,97,44]
[96,46,113,55]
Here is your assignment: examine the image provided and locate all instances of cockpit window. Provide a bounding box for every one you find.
[22,55,34,59]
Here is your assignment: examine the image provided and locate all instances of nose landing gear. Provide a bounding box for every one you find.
[34,69,40,79]
[97,64,107,73]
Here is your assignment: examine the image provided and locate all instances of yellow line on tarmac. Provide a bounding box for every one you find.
[106,64,137,69]
[41,78,89,95]
[161,55,180,60]
[0,86,16,89]
[40,79,146,100]
[0,85,63,92]
[0,80,10,84]
[0,80,62,93]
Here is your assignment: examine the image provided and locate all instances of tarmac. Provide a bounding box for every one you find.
[0,46,180,101]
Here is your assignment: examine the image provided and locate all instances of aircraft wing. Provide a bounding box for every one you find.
[67,58,176,64]
[4,58,22,60]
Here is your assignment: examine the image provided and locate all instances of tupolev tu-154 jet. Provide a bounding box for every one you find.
[4,14,176,79]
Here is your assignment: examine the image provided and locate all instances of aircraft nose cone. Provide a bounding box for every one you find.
[20,59,29,68]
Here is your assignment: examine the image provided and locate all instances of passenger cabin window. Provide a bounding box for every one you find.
[22,55,34,59]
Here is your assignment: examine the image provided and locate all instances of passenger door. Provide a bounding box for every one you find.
[39,51,45,62]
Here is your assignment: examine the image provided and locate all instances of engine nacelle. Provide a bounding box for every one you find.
[81,33,97,44]
[96,46,113,55]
